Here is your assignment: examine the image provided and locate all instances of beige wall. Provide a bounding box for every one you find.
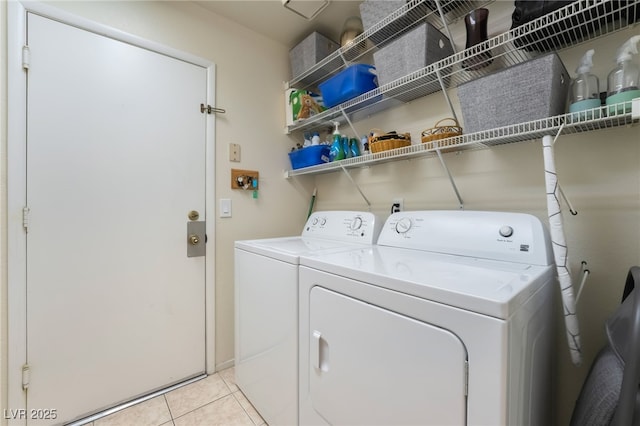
[1,2,639,426]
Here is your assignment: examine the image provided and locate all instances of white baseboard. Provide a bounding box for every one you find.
[215,358,235,372]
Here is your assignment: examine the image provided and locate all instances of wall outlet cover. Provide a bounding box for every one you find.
[229,143,241,162]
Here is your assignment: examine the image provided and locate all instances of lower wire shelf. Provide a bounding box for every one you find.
[284,99,639,178]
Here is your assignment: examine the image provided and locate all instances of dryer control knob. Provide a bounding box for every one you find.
[350,216,363,230]
[395,217,412,234]
[499,225,514,238]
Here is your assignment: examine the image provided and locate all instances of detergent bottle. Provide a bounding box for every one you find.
[349,138,361,157]
[342,135,352,159]
[329,122,345,162]
[606,35,640,114]
[569,49,600,114]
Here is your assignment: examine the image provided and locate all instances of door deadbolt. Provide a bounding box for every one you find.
[187,221,205,258]
[188,210,200,221]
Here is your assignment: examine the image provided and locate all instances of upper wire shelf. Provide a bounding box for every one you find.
[288,0,492,90]
[286,0,640,135]
[284,100,639,177]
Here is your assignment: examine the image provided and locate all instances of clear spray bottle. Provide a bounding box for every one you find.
[569,49,600,114]
[606,35,640,114]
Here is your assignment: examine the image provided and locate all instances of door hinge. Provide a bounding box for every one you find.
[200,103,225,114]
[22,364,31,391]
[22,45,30,70]
[22,207,30,232]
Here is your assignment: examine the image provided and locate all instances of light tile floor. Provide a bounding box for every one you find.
[85,367,265,426]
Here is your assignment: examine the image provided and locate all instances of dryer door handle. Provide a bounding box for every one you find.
[311,330,330,372]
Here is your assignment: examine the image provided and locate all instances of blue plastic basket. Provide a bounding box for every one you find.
[319,64,378,108]
[288,145,331,170]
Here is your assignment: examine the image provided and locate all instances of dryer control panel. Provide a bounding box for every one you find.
[302,211,382,244]
[378,211,553,266]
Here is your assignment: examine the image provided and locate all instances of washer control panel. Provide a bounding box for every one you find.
[303,211,381,244]
[378,211,553,266]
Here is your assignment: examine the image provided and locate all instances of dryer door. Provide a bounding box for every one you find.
[309,287,468,425]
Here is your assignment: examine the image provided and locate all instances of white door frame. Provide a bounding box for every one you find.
[7,0,217,415]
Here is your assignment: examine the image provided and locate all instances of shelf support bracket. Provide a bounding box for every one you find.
[575,261,591,304]
[339,106,360,138]
[339,163,372,210]
[435,68,458,124]
[435,148,463,210]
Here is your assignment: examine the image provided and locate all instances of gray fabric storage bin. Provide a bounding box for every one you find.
[373,22,453,102]
[289,32,339,79]
[457,53,569,134]
[359,0,429,46]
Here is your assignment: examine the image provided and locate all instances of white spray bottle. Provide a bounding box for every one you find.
[569,49,600,113]
[606,35,640,113]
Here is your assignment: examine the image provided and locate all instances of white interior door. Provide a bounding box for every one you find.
[25,12,207,424]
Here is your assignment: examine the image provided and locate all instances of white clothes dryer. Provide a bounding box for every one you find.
[298,210,555,426]
[234,211,382,425]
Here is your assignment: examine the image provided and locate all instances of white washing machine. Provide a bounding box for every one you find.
[298,210,555,426]
[234,211,382,425]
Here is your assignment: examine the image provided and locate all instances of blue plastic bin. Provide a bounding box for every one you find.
[288,145,331,170]
[319,64,378,108]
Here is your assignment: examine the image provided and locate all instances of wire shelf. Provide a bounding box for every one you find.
[288,0,490,90]
[285,101,638,177]
[286,0,639,135]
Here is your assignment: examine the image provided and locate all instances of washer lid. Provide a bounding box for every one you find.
[234,211,382,264]
[235,236,367,264]
[299,245,554,319]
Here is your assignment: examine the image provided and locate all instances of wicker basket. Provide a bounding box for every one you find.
[369,131,412,153]
[421,118,462,148]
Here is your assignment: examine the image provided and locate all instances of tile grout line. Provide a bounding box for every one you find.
[218,372,258,425]
[168,375,235,423]
[230,391,260,426]
[212,371,259,426]
[163,394,176,424]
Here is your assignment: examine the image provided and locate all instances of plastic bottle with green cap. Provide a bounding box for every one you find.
[569,49,600,116]
[606,35,640,114]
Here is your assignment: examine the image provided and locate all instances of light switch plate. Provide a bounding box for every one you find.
[220,198,232,218]
[229,143,241,162]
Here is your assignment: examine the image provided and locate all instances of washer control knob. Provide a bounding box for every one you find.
[350,217,363,230]
[320,217,327,226]
[395,217,412,234]
[312,217,319,225]
[499,226,514,238]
